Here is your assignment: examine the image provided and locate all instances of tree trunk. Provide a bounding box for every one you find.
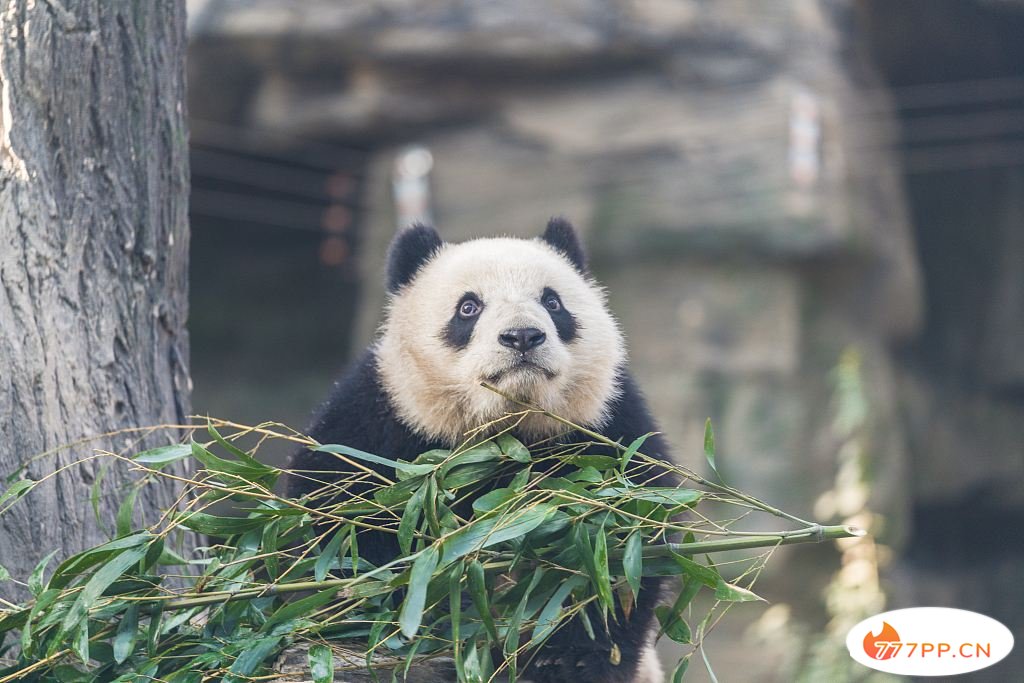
[0,0,190,596]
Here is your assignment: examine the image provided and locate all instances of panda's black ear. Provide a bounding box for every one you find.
[541,217,587,274]
[386,224,443,292]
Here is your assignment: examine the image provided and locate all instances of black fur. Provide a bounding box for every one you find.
[541,217,588,274]
[386,224,443,293]
[541,287,578,343]
[442,292,482,350]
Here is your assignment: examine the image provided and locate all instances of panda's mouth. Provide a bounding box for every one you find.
[485,358,556,383]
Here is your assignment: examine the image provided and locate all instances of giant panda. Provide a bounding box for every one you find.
[288,218,676,683]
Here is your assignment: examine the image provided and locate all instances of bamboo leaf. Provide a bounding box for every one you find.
[315,529,345,583]
[316,444,434,477]
[713,578,764,602]
[399,545,439,638]
[28,549,58,596]
[133,443,191,468]
[655,605,691,643]
[0,478,35,509]
[672,655,691,683]
[592,526,614,614]
[113,603,138,664]
[468,559,498,642]
[623,532,643,599]
[496,434,531,463]
[503,568,545,658]
[703,419,718,477]
[262,588,340,633]
[115,487,140,537]
[58,543,149,660]
[441,504,554,565]
[449,560,465,681]
[308,643,334,683]
[398,482,427,556]
[229,635,282,676]
[531,575,585,644]
[620,433,654,472]
[596,487,701,507]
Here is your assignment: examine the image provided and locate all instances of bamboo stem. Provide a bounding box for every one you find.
[149,525,862,612]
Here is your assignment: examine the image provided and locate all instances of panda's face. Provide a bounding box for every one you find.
[376,228,625,444]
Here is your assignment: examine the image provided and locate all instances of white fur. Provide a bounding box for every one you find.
[375,236,626,444]
[633,645,665,683]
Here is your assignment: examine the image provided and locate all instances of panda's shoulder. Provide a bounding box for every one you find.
[596,368,675,466]
[303,350,424,456]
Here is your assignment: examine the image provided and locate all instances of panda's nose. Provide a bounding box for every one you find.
[499,328,546,352]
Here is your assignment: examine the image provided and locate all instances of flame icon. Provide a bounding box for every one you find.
[863,621,901,660]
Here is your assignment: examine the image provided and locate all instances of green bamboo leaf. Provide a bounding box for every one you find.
[115,487,140,537]
[596,487,701,507]
[146,602,163,655]
[398,482,427,556]
[229,635,282,676]
[672,655,691,683]
[655,605,691,643]
[58,544,150,657]
[620,433,654,472]
[449,560,465,682]
[113,603,139,664]
[496,434,531,463]
[0,478,35,509]
[531,575,585,644]
[592,526,614,614]
[471,487,516,515]
[467,560,498,642]
[503,569,545,658]
[191,441,271,478]
[308,643,334,683]
[703,419,718,477]
[263,588,340,633]
[439,441,502,476]
[440,504,554,565]
[315,530,345,583]
[177,512,264,536]
[0,563,9,583]
[133,443,191,468]
[424,475,441,537]
[28,549,58,596]
[399,545,439,638]
[443,461,502,490]
[508,468,531,491]
[20,588,60,656]
[658,578,701,642]
[623,532,643,599]
[316,444,434,477]
[713,578,764,602]
[671,554,720,589]
[207,423,270,470]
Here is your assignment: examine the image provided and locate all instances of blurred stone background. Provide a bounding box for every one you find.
[185,0,1024,679]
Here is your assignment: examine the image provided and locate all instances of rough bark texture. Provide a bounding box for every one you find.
[0,0,190,596]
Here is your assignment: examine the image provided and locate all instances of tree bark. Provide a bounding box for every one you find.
[0,0,190,596]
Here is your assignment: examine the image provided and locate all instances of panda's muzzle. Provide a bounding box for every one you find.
[498,327,546,352]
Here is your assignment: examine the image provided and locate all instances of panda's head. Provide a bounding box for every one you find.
[375,218,625,444]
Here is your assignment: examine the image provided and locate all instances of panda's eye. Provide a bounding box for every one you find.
[458,298,482,318]
[543,294,562,312]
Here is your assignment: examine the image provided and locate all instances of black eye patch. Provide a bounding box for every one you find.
[442,292,481,350]
[542,287,578,343]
